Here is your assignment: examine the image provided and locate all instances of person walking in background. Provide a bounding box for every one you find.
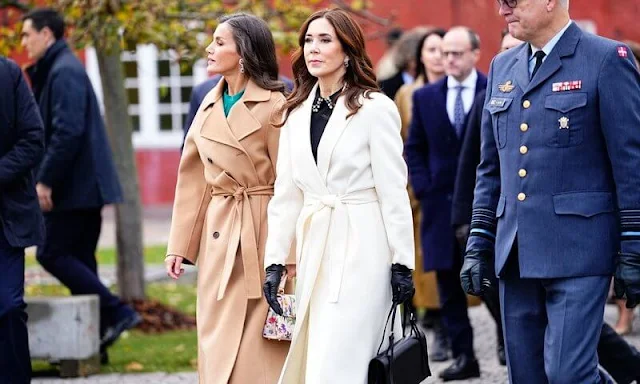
[394,27,451,361]
[461,0,640,382]
[375,27,403,81]
[451,28,523,367]
[262,8,415,383]
[379,26,429,100]
[405,26,485,380]
[0,55,45,384]
[164,13,291,384]
[21,8,140,364]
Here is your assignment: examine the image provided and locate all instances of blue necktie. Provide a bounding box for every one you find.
[454,85,465,138]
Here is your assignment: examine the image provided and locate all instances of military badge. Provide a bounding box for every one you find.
[498,80,515,93]
[558,116,570,129]
[552,81,582,92]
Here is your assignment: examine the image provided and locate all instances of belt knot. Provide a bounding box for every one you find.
[233,187,246,201]
[321,194,338,208]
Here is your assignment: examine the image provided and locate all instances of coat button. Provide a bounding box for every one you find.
[207,158,213,164]
[520,145,528,154]
[523,100,531,108]
[213,231,220,239]
[520,123,529,132]
[519,169,527,177]
[518,193,526,201]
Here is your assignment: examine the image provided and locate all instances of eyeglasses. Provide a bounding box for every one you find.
[496,0,517,8]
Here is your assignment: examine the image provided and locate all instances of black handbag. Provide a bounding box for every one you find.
[368,302,431,384]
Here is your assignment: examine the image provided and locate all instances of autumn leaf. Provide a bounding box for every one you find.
[125,361,144,372]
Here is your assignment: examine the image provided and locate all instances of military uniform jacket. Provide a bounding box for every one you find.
[468,22,640,278]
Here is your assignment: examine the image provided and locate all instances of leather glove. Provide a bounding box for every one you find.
[614,252,640,308]
[460,249,495,297]
[263,264,285,315]
[455,224,470,254]
[391,264,415,304]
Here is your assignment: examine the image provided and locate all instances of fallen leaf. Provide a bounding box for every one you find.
[126,362,144,372]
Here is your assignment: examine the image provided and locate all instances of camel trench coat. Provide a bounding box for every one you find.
[167,78,291,384]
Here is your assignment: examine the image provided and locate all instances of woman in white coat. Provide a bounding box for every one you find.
[262,9,415,383]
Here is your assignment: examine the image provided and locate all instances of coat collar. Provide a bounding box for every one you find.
[199,78,271,153]
[514,22,582,94]
[26,39,69,97]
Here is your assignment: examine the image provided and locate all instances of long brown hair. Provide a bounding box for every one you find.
[278,9,379,125]
[220,13,285,93]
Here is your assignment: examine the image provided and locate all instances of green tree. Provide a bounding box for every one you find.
[0,0,392,301]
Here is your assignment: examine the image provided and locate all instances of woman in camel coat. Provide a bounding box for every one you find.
[164,13,292,384]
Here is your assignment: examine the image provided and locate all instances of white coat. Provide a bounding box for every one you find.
[264,84,415,384]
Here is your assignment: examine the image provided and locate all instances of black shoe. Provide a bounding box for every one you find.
[430,317,450,362]
[439,354,480,381]
[497,342,506,366]
[101,312,142,349]
[100,347,109,365]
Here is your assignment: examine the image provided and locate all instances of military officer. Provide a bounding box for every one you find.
[460,0,640,383]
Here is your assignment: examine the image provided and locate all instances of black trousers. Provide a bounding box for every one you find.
[0,228,31,384]
[36,208,124,334]
[436,242,475,358]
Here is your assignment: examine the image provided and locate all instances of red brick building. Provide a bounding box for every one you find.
[4,1,639,206]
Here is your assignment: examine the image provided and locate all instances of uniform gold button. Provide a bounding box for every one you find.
[518,193,526,201]
[520,123,529,132]
[519,169,527,177]
[520,145,528,154]
[523,100,531,108]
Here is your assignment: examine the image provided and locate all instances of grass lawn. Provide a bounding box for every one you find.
[28,281,199,374]
[25,245,168,268]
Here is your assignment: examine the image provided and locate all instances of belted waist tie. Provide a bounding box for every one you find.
[299,188,379,302]
[211,185,274,300]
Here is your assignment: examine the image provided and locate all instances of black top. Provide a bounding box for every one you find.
[310,88,341,163]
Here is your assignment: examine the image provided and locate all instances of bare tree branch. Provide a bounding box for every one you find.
[331,0,395,27]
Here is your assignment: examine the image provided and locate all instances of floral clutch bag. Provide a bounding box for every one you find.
[263,275,296,341]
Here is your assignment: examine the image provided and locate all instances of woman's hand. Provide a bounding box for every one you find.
[165,255,185,280]
[263,264,285,315]
[285,264,297,278]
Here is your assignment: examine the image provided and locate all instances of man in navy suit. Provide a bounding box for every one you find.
[405,26,486,381]
[21,8,141,362]
[461,0,640,382]
[0,56,45,384]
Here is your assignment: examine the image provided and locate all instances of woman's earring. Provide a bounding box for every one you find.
[239,59,245,73]
[344,58,349,68]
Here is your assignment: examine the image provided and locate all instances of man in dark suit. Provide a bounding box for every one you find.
[461,0,640,382]
[0,56,45,384]
[405,26,486,381]
[21,8,141,361]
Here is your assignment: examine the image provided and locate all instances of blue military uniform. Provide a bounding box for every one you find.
[467,22,640,383]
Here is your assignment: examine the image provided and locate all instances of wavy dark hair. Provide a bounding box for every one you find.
[415,28,446,83]
[278,8,379,125]
[219,13,285,93]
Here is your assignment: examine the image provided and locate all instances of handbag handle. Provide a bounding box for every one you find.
[278,272,288,295]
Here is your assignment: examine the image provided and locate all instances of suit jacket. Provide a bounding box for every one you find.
[0,57,45,248]
[405,73,488,271]
[26,40,123,211]
[468,23,640,278]
[379,71,406,101]
[452,89,486,226]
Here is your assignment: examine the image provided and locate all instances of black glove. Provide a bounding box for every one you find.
[263,264,285,315]
[455,224,470,254]
[460,249,495,297]
[614,252,640,308]
[391,264,414,304]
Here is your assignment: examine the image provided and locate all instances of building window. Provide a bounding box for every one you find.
[85,45,207,149]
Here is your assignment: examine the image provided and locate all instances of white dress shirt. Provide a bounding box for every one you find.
[446,70,478,126]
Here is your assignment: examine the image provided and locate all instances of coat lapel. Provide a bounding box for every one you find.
[316,91,352,182]
[514,44,531,93]
[198,81,244,151]
[228,80,271,141]
[523,22,582,95]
